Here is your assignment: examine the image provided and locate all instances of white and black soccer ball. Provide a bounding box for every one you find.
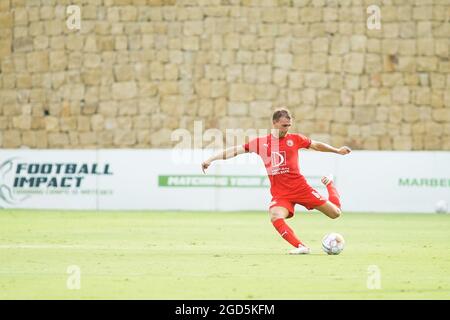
[435,200,448,214]
[322,233,345,255]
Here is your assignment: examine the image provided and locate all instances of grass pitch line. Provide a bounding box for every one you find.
[0,244,148,250]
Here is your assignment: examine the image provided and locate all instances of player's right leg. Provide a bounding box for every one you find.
[313,174,342,219]
[321,174,341,209]
[269,205,310,254]
[314,201,341,219]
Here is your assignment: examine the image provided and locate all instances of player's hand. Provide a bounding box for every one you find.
[337,146,352,155]
[201,160,211,174]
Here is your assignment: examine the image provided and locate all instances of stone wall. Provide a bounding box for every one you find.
[0,0,449,150]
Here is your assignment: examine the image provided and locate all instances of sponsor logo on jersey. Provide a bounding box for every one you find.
[271,151,286,167]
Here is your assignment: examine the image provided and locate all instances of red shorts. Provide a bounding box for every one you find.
[269,187,327,218]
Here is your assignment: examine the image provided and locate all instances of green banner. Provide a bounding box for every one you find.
[158,175,325,188]
[158,175,270,188]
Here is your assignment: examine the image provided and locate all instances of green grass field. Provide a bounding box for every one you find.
[0,210,449,299]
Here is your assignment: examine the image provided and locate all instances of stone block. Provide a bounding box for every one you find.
[49,51,67,72]
[273,53,293,69]
[413,6,432,20]
[333,107,352,123]
[27,51,49,73]
[330,36,350,55]
[229,84,254,102]
[301,88,316,105]
[351,35,367,52]
[304,73,327,88]
[393,136,412,150]
[318,90,340,106]
[10,111,28,128]
[184,21,203,36]
[3,130,21,148]
[60,117,77,131]
[353,106,376,124]
[48,133,70,147]
[227,102,248,116]
[183,36,199,51]
[435,39,449,58]
[417,57,438,72]
[79,132,97,146]
[293,54,310,71]
[77,116,91,132]
[343,53,364,74]
[13,37,33,52]
[151,128,172,147]
[417,38,435,56]
[432,109,450,123]
[112,82,137,100]
[254,84,277,100]
[249,101,272,118]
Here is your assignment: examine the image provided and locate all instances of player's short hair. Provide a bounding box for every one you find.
[272,108,292,122]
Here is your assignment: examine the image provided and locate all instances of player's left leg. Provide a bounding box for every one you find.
[269,204,310,254]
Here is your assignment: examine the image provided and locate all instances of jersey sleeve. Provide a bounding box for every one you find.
[243,137,260,153]
[296,134,312,149]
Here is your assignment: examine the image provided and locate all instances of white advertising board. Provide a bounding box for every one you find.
[0,149,449,213]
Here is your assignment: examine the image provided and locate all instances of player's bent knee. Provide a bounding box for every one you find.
[269,212,283,222]
[330,208,341,219]
[269,208,288,222]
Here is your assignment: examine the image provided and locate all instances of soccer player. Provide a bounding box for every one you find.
[201,108,351,254]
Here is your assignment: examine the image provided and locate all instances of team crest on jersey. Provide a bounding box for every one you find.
[286,139,294,147]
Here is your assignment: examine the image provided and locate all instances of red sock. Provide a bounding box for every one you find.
[326,182,341,209]
[272,218,303,248]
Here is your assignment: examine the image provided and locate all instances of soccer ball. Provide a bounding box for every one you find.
[435,200,448,214]
[322,233,345,255]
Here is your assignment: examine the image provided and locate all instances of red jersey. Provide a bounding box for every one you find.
[243,133,312,198]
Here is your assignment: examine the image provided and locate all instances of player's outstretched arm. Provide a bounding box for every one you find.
[309,140,351,155]
[201,145,247,174]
